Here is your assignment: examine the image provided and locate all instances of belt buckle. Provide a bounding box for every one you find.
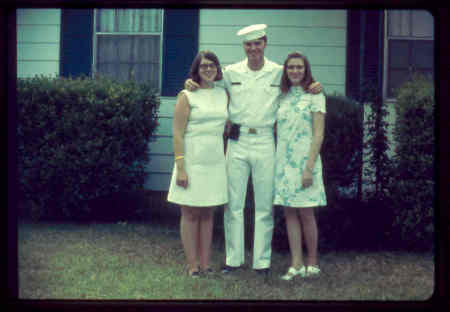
[248,128,257,134]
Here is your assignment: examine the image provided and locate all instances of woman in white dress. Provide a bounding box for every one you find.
[167,51,228,277]
[274,52,327,280]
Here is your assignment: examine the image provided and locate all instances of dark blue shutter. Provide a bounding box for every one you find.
[363,10,383,95]
[346,10,383,100]
[346,10,362,99]
[161,9,199,96]
[60,9,93,77]
[346,10,385,203]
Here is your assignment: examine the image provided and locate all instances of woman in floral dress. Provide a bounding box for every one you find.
[274,52,326,281]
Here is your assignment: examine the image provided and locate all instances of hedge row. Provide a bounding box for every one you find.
[17,73,434,252]
[17,75,160,220]
[389,73,435,250]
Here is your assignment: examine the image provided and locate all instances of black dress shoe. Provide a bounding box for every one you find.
[254,268,270,276]
[221,265,241,274]
[188,270,201,278]
[200,268,214,276]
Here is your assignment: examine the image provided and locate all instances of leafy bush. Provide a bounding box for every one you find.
[321,93,363,202]
[362,79,393,200]
[351,79,398,250]
[17,75,160,221]
[389,73,435,250]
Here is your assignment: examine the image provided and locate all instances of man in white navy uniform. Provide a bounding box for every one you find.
[186,24,322,276]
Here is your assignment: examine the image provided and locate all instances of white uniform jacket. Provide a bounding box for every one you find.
[222,57,283,129]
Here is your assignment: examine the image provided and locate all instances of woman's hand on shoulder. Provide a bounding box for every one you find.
[307,81,323,94]
[185,79,200,92]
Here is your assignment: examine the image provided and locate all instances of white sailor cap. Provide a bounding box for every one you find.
[237,24,267,42]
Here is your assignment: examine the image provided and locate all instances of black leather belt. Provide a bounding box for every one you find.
[229,123,262,140]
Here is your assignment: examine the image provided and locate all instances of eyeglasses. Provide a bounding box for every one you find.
[287,65,305,70]
[199,63,217,70]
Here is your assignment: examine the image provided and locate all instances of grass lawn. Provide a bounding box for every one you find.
[18,221,434,300]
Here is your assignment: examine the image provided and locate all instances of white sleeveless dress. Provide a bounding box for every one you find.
[167,87,229,207]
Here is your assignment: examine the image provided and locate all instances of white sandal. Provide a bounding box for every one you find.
[305,265,320,277]
[280,266,306,281]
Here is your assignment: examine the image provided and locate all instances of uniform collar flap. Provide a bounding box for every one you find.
[241,57,275,73]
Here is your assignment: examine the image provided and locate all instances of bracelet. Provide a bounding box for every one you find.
[175,155,184,161]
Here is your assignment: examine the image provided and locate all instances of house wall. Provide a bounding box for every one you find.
[16,9,61,78]
[15,8,349,192]
[145,9,348,190]
[199,9,347,95]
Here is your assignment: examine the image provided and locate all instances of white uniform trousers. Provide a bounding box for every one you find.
[224,129,275,269]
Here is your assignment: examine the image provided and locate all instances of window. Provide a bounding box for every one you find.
[93,9,163,90]
[385,10,434,98]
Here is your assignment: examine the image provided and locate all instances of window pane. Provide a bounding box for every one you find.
[96,9,115,32]
[389,40,410,68]
[386,10,434,98]
[388,69,410,97]
[97,35,160,88]
[116,10,135,32]
[139,10,162,32]
[411,10,434,38]
[95,8,163,89]
[388,10,410,37]
[414,69,434,82]
[96,9,162,33]
[412,41,433,69]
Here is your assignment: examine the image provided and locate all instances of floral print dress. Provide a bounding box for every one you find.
[273,86,327,208]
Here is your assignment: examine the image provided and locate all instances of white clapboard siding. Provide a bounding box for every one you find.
[143,172,172,191]
[146,9,347,190]
[200,26,346,47]
[148,136,173,154]
[145,97,175,190]
[154,117,173,137]
[158,96,178,118]
[198,9,346,27]
[16,9,61,78]
[198,9,347,96]
[208,45,347,66]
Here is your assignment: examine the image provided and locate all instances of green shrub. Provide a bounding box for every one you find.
[362,79,393,200]
[17,75,160,221]
[389,73,435,250]
[322,93,363,202]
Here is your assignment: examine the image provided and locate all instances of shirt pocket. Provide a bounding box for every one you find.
[264,84,281,96]
[230,82,246,94]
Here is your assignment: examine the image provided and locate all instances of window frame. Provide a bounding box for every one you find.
[382,9,434,100]
[91,8,164,91]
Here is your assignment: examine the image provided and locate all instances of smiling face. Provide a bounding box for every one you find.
[198,57,218,85]
[243,38,266,64]
[286,57,306,86]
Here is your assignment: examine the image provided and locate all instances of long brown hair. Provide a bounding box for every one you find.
[280,52,315,94]
[189,50,223,84]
